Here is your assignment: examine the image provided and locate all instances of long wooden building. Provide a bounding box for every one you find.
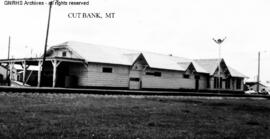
[0,41,246,91]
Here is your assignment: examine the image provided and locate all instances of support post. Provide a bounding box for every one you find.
[22,61,26,85]
[37,61,43,87]
[20,61,30,85]
[51,60,61,88]
[52,61,56,88]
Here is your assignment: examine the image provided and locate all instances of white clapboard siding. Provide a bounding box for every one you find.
[68,62,243,90]
[69,63,130,87]
[129,70,141,77]
[49,49,69,57]
[141,69,198,89]
[78,72,129,87]
[141,76,195,89]
[198,75,208,90]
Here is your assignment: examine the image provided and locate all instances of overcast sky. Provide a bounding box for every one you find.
[0,0,270,84]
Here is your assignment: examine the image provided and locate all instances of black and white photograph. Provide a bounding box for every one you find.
[0,0,269,138]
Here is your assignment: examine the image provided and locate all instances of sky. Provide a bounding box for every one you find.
[0,0,270,85]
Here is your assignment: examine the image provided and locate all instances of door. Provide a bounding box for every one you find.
[195,75,200,90]
[129,70,141,89]
[129,77,141,89]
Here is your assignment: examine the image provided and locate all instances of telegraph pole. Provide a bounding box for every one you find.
[257,51,260,93]
[6,36,11,81]
[40,1,53,87]
[7,36,11,59]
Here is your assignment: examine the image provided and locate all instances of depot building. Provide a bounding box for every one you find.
[0,41,246,92]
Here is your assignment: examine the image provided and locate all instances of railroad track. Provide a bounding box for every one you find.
[0,86,269,99]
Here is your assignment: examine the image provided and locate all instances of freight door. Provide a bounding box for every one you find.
[129,77,141,89]
[129,70,141,89]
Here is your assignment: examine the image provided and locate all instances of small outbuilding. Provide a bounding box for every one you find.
[245,81,269,93]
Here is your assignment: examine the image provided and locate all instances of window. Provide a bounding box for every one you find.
[236,79,242,89]
[102,67,113,73]
[145,71,162,77]
[130,78,140,82]
[0,74,3,82]
[214,77,222,88]
[154,72,161,77]
[220,77,223,89]
[62,51,67,57]
[225,79,230,89]
[214,77,218,88]
[183,74,190,79]
[207,77,210,88]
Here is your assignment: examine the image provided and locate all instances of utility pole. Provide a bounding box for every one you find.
[40,1,53,87]
[8,36,11,59]
[6,36,11,81]
[257,51,260,93]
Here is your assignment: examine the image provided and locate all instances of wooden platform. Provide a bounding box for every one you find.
[0,86,269,99]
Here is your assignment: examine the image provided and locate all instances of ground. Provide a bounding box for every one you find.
[0,92,269,139]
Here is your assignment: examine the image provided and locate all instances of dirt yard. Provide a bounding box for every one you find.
[0,92,269,138]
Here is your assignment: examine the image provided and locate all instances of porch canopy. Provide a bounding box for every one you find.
[0,57,85,87]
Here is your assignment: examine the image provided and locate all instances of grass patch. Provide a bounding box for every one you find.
[233,104,270,113]
[0,93,269,138]
[204,102,232,107]
[246,120,260,126]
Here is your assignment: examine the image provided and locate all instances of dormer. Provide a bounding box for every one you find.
[46,46,75,58]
